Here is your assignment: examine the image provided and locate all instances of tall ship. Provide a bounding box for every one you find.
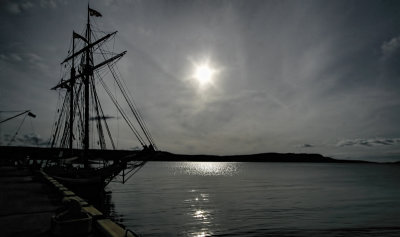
[44,5,157,195]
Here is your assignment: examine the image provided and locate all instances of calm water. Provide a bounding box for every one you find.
[105,162,400,236]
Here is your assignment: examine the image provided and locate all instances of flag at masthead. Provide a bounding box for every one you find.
[89,7,102,17]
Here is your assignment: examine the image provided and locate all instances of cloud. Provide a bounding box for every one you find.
[4,1,33,14]
[6,3,21,14]
[0,52,48,70]
[40,0,57,9]
[4,133,49,146]
[337,138,400,147]
[0,53,22,62]
[381,36,400,59]
[298,144,314,148]
[3,0,62,14]
[10,53,22,62]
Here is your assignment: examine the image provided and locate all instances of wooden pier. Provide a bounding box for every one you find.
[0,166,138,237]
[0,166,61,236]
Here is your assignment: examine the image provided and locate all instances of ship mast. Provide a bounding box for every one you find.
[69,33,75,154]
[83,5,91,168]
[51,5,155,164]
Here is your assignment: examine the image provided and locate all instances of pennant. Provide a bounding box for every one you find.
[73,31,88,43]
[89,7,102,17]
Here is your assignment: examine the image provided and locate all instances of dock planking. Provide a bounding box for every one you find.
[0,166,62,237]
[0,166,139,237]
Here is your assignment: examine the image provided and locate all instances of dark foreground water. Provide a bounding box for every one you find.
[105,162,400,236]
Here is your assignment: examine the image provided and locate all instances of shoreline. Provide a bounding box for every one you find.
[0,146,382,164]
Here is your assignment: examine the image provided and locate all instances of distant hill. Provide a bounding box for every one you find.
[149,151,371,163]
[0,146,372,163]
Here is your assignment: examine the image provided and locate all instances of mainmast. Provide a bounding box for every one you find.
[83,5,92,168]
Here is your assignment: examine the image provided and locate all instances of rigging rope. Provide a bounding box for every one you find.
[52,26,156,151]
[98,45,156,149]
[93,82,116,150]
[50,92,69,148]
[97,71,146,146]
[92,32,155,148]
[7,113,28,146]
[115,66,157,149]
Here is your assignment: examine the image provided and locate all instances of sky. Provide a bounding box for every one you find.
[1,0,400,161]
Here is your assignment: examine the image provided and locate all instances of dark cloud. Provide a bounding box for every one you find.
[39,0,58,9]
[4,133,49,146]
[1,0,64,15]
[298,144,314,148]
[3,1,34,14]
[0,52,47,70]
[381,36,400,59]
[337,138,400,147]
[380,35,400,90]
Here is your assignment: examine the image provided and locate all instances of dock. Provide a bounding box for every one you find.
[0,166,61,236]
[0,166,138,237]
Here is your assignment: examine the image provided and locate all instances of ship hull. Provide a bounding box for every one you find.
[44,166,105,199]
[53,175,104,200]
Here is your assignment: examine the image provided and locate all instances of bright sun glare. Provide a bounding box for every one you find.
[192,62,216,88]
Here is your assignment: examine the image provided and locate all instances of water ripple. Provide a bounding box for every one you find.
[106,162,400,236]
[173,162,239,176]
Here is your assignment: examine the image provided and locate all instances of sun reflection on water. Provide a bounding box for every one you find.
[194,210,207,219]
[194,232,207,237]
[184,187,216,236]
[179,162,239,176]
[190,208,213,236]
[176,162,239,236]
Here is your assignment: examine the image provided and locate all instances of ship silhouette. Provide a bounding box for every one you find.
[43,5,157,196]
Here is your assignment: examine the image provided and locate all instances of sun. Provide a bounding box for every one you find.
[188,56,221,91]
[192,62,216,87]
[194,65,213,85]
